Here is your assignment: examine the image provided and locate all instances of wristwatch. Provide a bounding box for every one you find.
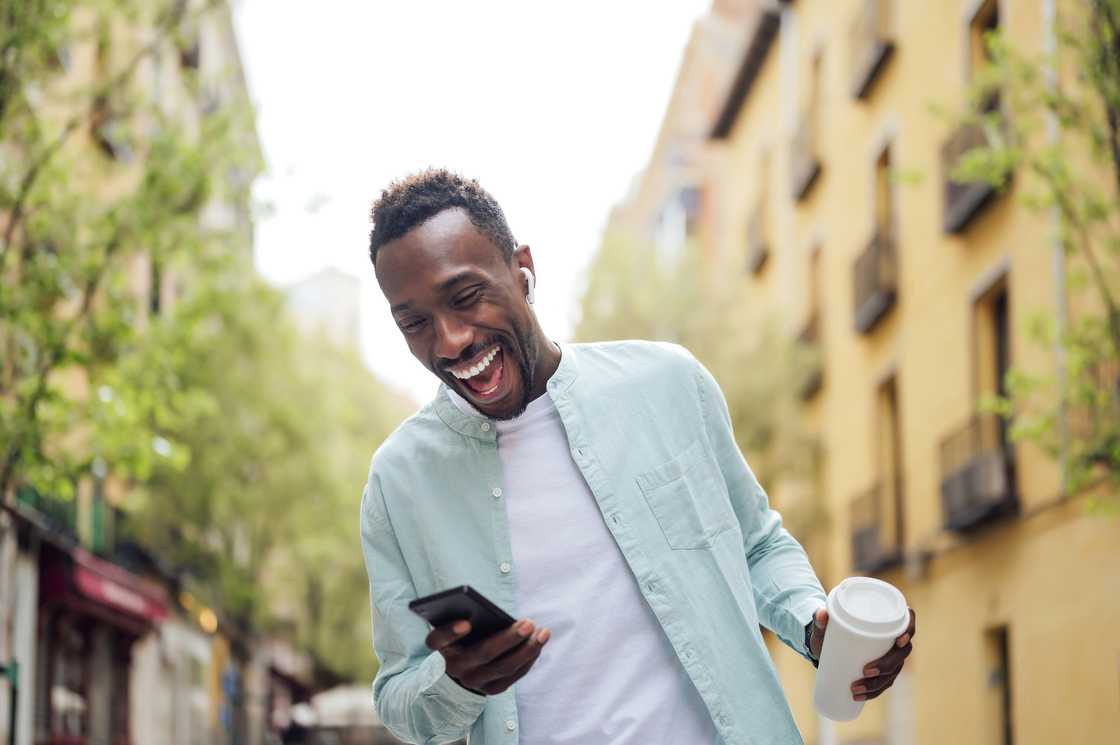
[804,619,820,669]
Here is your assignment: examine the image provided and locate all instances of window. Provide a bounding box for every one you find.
[792,54,824,200]
[938,274,1018,532]
[875,144,893,236]
[983,626,1014,745]
[875,375,904,552]
[975,276,1012,449]
[855,142,899,333]
[969,0,999,80]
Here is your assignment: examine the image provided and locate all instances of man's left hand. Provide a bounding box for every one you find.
[808,606,916,701]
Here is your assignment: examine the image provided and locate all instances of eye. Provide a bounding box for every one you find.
[398,317,427,334]
[452,287,483,308]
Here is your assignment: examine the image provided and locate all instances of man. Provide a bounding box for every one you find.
[361,170,915,745]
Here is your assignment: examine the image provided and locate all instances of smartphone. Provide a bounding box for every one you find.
[409,585,516,646]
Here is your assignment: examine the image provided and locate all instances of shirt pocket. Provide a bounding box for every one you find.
[635,438,735,550]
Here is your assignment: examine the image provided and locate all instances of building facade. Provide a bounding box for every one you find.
[614,0,1120,743]
[0,2,267,745]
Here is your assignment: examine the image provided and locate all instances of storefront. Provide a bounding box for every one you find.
[34,544,168,745]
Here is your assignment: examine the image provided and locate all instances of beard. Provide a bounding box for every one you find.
[436,315,539,421]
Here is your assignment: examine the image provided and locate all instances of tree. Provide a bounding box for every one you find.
[0,0,257,507]
[126,276,410,681]
[951,0,1120,510]
[574,231,824,537]
[0,0,409,683]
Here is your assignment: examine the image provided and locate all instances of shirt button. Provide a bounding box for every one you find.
[492,487,503,498]
[610,513,621,526]
[499,562,511,574]
[505,720,516,731]
[480,422,491,432]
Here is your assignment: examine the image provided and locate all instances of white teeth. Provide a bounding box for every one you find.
[452,346,500,380]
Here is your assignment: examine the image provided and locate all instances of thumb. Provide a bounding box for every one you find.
[814,608,829,629]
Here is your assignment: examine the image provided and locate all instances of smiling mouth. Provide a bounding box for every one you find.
[447,345,507,400]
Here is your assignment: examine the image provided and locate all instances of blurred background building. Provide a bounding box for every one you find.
[0,2,337,745]
[600,0,1119,743]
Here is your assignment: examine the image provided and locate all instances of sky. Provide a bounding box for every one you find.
[233,1,711,405]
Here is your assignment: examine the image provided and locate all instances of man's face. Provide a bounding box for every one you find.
[375,208,539,420]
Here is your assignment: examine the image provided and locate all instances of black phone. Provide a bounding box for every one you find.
[408,585,516,646]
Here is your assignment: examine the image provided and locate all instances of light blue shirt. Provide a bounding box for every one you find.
[361,340,827,745]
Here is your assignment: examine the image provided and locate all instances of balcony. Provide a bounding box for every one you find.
[15,485,77,538]
[942,95,1003,233]
[850,0,895,99]
[850,481,903,574]
[853,224,898,333]
[797,313,823,400]
[746,202,769,274]
[940,414,1018,532]
[790,112,822,201]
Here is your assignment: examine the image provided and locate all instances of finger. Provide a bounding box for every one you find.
[461,619,537,667]
[479,644,546,695]
[474,629,549,689]
[426,620,472,652]
[854,671,899,701]
[897,608,917,646]
[809,607,828,657]
[863,642,912,677]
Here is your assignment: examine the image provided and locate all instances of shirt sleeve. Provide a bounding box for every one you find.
[360,471,487,743]
[690,353,827,664]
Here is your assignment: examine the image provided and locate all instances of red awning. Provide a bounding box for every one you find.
[41,545,170,629]
[72,547,169,622]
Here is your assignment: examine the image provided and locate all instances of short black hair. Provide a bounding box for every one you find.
[368,169,517,265]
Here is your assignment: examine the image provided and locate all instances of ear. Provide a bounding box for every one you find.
[512,244,535,278]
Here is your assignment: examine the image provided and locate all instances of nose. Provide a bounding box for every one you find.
[433,313,474,363]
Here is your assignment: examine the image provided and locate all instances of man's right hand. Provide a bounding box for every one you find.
[426,618,551,696]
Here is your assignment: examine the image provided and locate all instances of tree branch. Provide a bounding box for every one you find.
[1,0,192,258]
[0,223,124,497]
[1091,0,1120,200]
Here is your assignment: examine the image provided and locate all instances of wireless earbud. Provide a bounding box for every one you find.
[520,267,536,305]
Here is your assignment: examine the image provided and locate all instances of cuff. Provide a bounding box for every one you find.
[419,651,488,712]
[785,594,827,665]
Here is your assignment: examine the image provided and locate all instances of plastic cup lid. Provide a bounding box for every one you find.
[829,577,909,635]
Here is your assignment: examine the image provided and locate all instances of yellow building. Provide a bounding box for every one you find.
[616,0,1120,743]
[0,3,263,745]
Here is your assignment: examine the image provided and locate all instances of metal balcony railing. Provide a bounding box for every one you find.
[746,201,769,274]
[942,94,1003,233]
[939,413,1018,532]
[790,112,822,201]
[797,313,823,400]
[850,0,895,99]
[853,224,898,333]
[850,480,903,574]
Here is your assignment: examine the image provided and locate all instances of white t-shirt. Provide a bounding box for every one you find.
[447,388,717,745]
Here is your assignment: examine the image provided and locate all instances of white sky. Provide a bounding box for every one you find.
[233,1,710,405]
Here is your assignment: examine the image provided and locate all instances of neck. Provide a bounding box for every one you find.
[526,330,562,402]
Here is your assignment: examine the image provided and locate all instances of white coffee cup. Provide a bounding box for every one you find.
[813,576,910,722]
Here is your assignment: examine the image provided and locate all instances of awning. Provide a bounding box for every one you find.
[40,544,170,633]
